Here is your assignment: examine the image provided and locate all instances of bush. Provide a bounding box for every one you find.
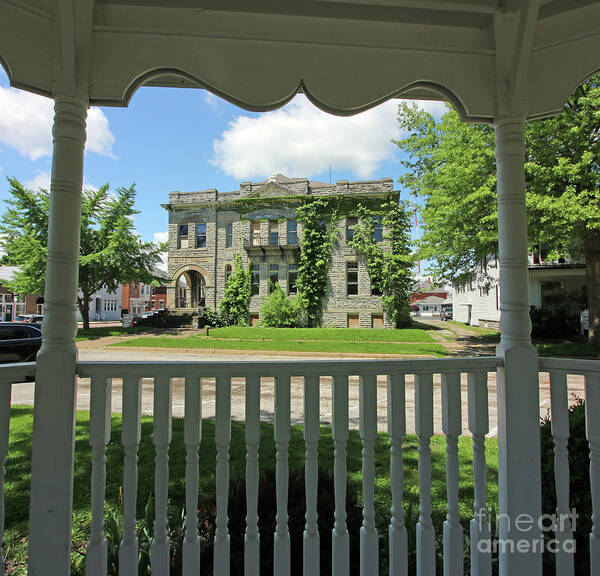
[530,307,579,339]
[260,285,306,328]
[201,307,225,328]
[540,398,590,574]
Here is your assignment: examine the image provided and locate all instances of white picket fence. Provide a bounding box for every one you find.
[0,357,599,575]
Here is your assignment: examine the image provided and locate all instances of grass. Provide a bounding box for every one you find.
[535,340,600,358]
[445,320,500,337]
[76,326,148,341]
[109,325,447,356]
[111,336,448,356]
[3,406,498,571]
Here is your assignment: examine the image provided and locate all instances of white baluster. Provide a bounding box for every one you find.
[0,381,12,576]
[549,369,574,576]
[360,373,378,576]
[332,374,350,576]
[304,374,320,576]
[415,372,435,576]
[468,371,491,576]
[214,375,231,576]
[585,372,600,574]
[183,376,202,576]
[86,376,112,576]
[245,376,261,576]
[152,376,173,574]
[442,372,463,576]
[387,373,408,576]
[274,374,291,576]
[119,377,142,576]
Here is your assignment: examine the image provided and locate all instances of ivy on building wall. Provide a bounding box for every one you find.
[350,196,415,327]
[219,252,251,325]
[295,196,341,327]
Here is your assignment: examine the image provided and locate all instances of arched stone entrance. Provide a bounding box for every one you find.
[172,265,208,310]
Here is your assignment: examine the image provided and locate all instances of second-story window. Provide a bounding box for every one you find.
[269,263,279,292]
[251,221,261,246]
[372,215,383,243]
[196,223,207,248]
[178,224,188,248]
[287,219,298,245]
[347,262,359,295]
[250,264,260,295]
[288,263,297,295]
[225,264,232,285]
[346,217,357,242]
[225,223,233,248]
[269,220,279,245]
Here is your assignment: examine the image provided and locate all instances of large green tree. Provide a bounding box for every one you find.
[395,75,600,347]
[0,179,164,329]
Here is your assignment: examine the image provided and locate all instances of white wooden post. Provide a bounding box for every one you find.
[387,373,408,575]
[332,374,350,576]
[304,374,320,576]
[28,95,88,575]
[585,373,600,574]
[495,117,542,576]
[0,381,12,576]
[245,376,261,576]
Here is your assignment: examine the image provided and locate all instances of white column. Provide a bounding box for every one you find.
[28,96,88,575]
[494,117,542,576]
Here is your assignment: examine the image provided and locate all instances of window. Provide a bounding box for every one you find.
[159,300,165,309]
[269,220,279,245]
[288,263,298,295]
[178,224,188,248]
[196,223,207,248]
[287,219,298,245]
[372,215,383,243]
[372,314,384,329]
[347,313,359,328]
[346,217,358,242]
[150,300,155,309]
[225,223,233,248]
[371,283,382,296]
[269,263,279,292]
[347,262,358,295]
[250,264,260,295]
[225,264,232,285]
[251,221,261,246]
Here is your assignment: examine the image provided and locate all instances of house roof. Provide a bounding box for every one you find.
[414,295,447,305]
[0,266,19,284]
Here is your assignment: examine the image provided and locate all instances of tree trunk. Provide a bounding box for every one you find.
[584,232,600,349]
[79,295,91,331]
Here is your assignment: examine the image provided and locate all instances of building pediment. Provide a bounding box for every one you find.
[245,181,299,200]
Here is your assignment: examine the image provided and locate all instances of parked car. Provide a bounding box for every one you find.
[13,314,43,324]
[440,304,453,321]
[0,322,42,363]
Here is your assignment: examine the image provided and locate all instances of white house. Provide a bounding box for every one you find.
[76,286,122,322]
[453,255,586,328]
[412,295,449,317]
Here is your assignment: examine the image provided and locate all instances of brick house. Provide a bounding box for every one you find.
[0,266,44,321]
[121,268,168,316]
[163,174,400,328]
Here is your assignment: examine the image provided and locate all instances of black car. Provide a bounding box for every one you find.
[0,322,42,363]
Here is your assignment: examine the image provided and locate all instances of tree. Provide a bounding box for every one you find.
[395,74,600,347]
[218,252,251,326]
[0,179,164,329]
[259,284,306,328]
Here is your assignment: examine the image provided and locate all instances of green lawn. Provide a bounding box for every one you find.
[76,326,148,341]
[535,340,600,358]
[110,325,447,356]
[3,406,498,573]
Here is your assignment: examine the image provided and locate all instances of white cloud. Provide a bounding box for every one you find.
[24,170,97,192]
[153,231,169,272]
[211,96,447,181]
[204,91,220,107]
[0,86,116,161]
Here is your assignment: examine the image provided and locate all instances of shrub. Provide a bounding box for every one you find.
[219,253,251,326]
[540,398,590,574]
[530,307,579,339]
[260,285,306,328]
[201,307,224,328]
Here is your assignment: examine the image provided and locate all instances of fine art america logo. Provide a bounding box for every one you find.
[475,510,578,554]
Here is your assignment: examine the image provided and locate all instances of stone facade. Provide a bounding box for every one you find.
[163,174,398,327]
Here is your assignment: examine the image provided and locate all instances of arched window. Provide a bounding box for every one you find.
[225,264,232,285]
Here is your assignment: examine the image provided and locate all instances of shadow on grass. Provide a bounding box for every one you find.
[4,407,499,570]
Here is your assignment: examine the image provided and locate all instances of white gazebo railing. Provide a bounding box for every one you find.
[1,356,598,574]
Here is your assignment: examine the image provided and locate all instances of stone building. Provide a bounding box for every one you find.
[163,174,399,327]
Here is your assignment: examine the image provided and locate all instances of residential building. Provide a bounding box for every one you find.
[76,286,122,322]
[163,174,398,327]
[452,255,586,328]
[0,266,44,321]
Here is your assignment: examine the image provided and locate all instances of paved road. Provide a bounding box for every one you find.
[9,346,584,437]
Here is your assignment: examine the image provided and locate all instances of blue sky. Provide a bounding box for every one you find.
[0,67,446,257]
